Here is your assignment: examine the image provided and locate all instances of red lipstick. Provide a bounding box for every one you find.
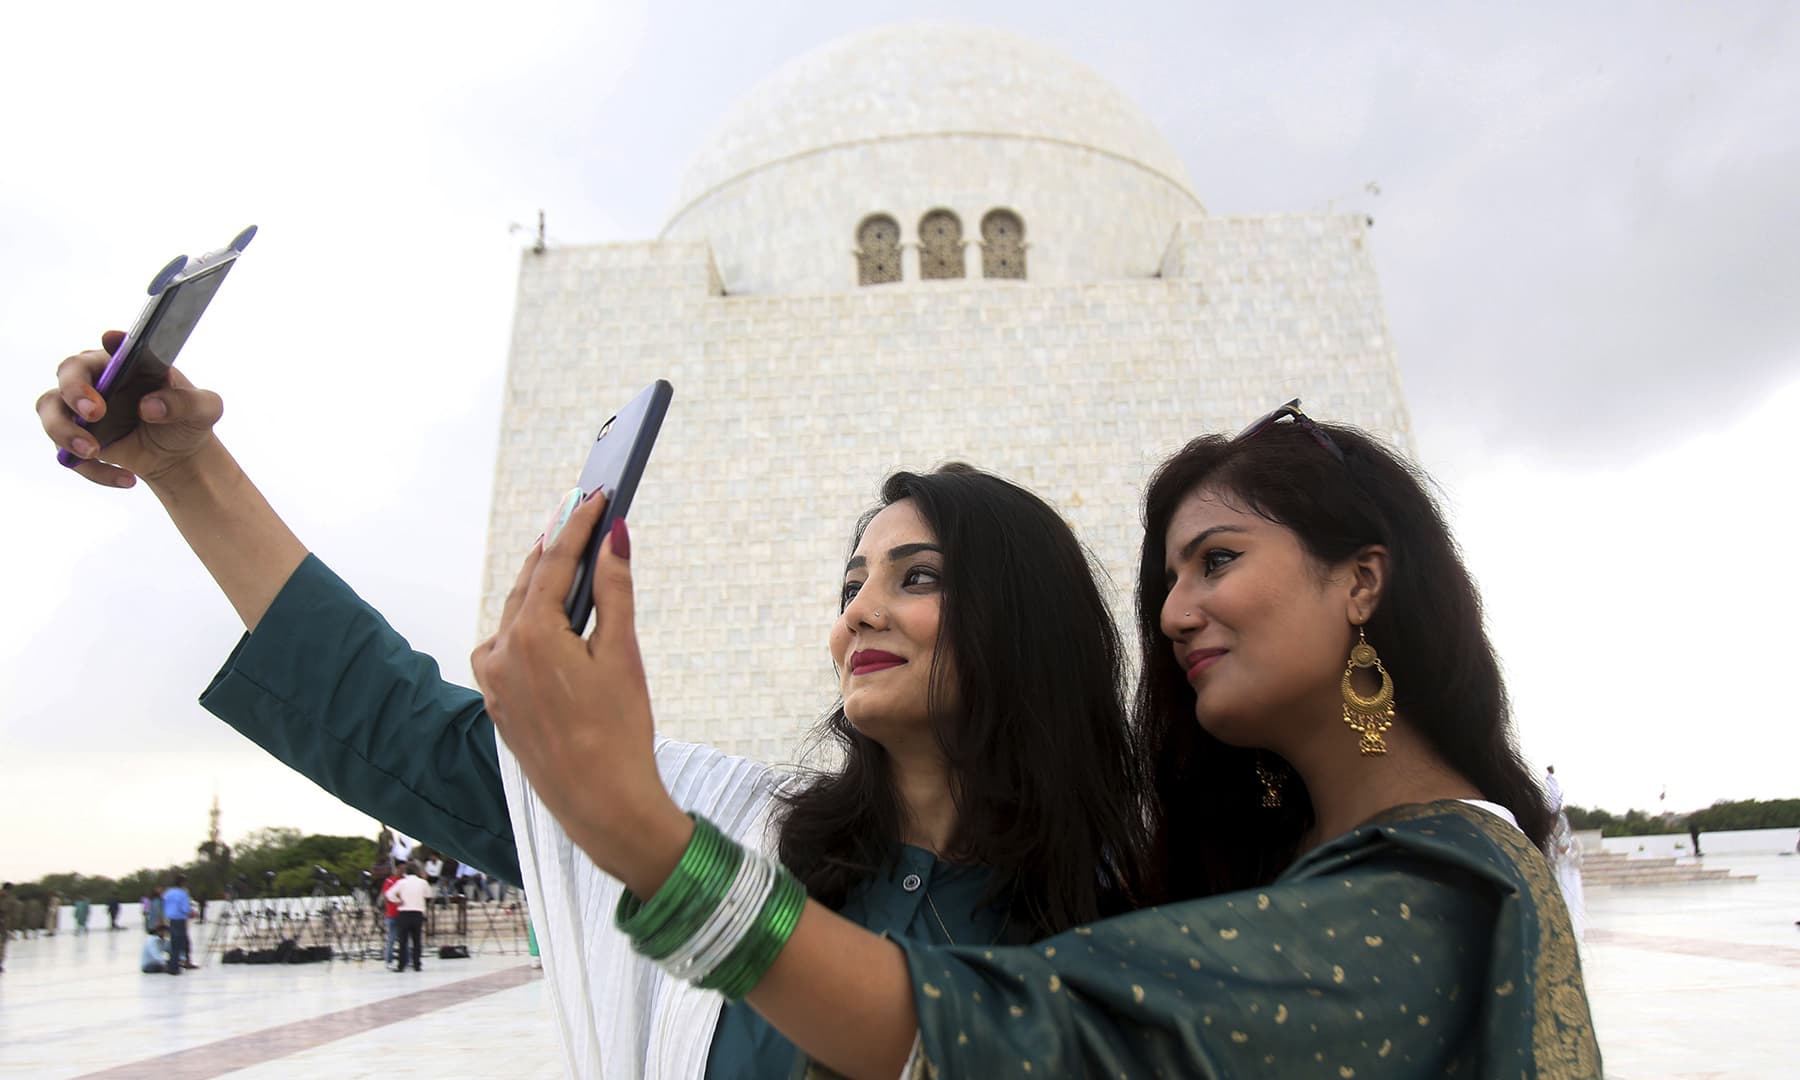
[850,649,906,676]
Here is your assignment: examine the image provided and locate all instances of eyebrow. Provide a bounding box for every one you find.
[1173,525,1250,567]
[845,542,944,574]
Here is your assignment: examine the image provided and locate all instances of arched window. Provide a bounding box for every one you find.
[919,209,965,280]
[856,215,901,285]
[981,209,1026,279]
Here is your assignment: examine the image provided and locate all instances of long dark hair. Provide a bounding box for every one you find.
[1136,424,1553,901]
[777,464,1152,938]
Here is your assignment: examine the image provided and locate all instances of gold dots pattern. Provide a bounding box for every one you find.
[898,799,1597,1080]
[923,982,942,999]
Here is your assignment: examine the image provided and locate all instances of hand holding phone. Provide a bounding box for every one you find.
[56,225,255,468]
[546,380,673,632]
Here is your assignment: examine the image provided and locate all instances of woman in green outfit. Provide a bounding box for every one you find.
[471,402,1600,1077]
[38,336,1152,1077]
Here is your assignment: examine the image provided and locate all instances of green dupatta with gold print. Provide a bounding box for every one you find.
[896,801,1598,1078]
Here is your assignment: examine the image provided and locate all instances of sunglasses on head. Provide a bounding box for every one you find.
[1233,398,1347,464]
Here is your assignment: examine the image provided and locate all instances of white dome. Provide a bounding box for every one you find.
[669,25,1198,217]
[662,25,1204,295]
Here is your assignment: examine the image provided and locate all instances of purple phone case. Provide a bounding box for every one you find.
[57,225,256,468]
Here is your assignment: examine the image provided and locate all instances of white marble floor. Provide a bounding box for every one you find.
[2,854,1795,1078]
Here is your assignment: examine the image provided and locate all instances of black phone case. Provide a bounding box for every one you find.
[564,380,674,631]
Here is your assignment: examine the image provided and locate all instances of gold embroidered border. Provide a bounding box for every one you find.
[1380,801,1601,1079]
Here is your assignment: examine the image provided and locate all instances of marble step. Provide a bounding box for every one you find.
[1580,864,1757,886]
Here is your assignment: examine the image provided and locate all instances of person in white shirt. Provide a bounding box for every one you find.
[384,862,429,972]
[139,924,171,974]
[454,860,485,902]
[1544,764,1587,944]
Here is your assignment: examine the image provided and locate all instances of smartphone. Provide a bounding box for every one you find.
[58,224,257,467]
[553,380,674,632]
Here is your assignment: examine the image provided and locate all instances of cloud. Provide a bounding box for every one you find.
[1450,374,1800,812]
[5,1,1795,878]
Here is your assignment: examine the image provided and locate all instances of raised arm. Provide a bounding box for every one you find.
[471,492,923,1077]
[39,333,516,880]
[470,494,1535,1079]
[38,330,305,630]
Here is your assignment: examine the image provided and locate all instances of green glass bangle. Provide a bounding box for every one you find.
[615,815,740,962]
[701,865,808,1001]
[618,817,725,960]
[639,839,741,962]
[634,820,737,960]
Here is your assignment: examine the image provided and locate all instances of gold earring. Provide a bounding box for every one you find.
[1254,758,1282,808]
[1341,627,1395,755]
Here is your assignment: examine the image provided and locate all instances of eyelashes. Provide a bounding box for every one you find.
[840,565,942,611]
[1202,549,1241,575]
[1164,548,1242,590]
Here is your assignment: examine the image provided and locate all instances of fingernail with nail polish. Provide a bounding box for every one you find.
[75,398,97,420]
[610,519,631,560]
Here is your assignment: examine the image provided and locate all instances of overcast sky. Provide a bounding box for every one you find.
[3,1,1797,882]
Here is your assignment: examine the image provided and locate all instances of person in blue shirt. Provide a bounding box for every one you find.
[140,924,171,974]
[161,875,195,973]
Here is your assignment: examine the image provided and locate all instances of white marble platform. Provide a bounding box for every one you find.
[2,853,1795,1078]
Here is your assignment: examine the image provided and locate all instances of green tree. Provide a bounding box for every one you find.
[191,839,232,900]
[1689,798,1800,832]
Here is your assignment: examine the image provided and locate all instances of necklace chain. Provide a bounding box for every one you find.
[923,890,957,945]
[923,888,1012,947]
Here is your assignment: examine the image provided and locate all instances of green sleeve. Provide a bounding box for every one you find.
[199,553,519,884]
[902,845,1497,1078]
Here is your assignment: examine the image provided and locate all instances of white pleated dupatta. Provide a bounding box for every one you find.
[498,735,787,1079]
